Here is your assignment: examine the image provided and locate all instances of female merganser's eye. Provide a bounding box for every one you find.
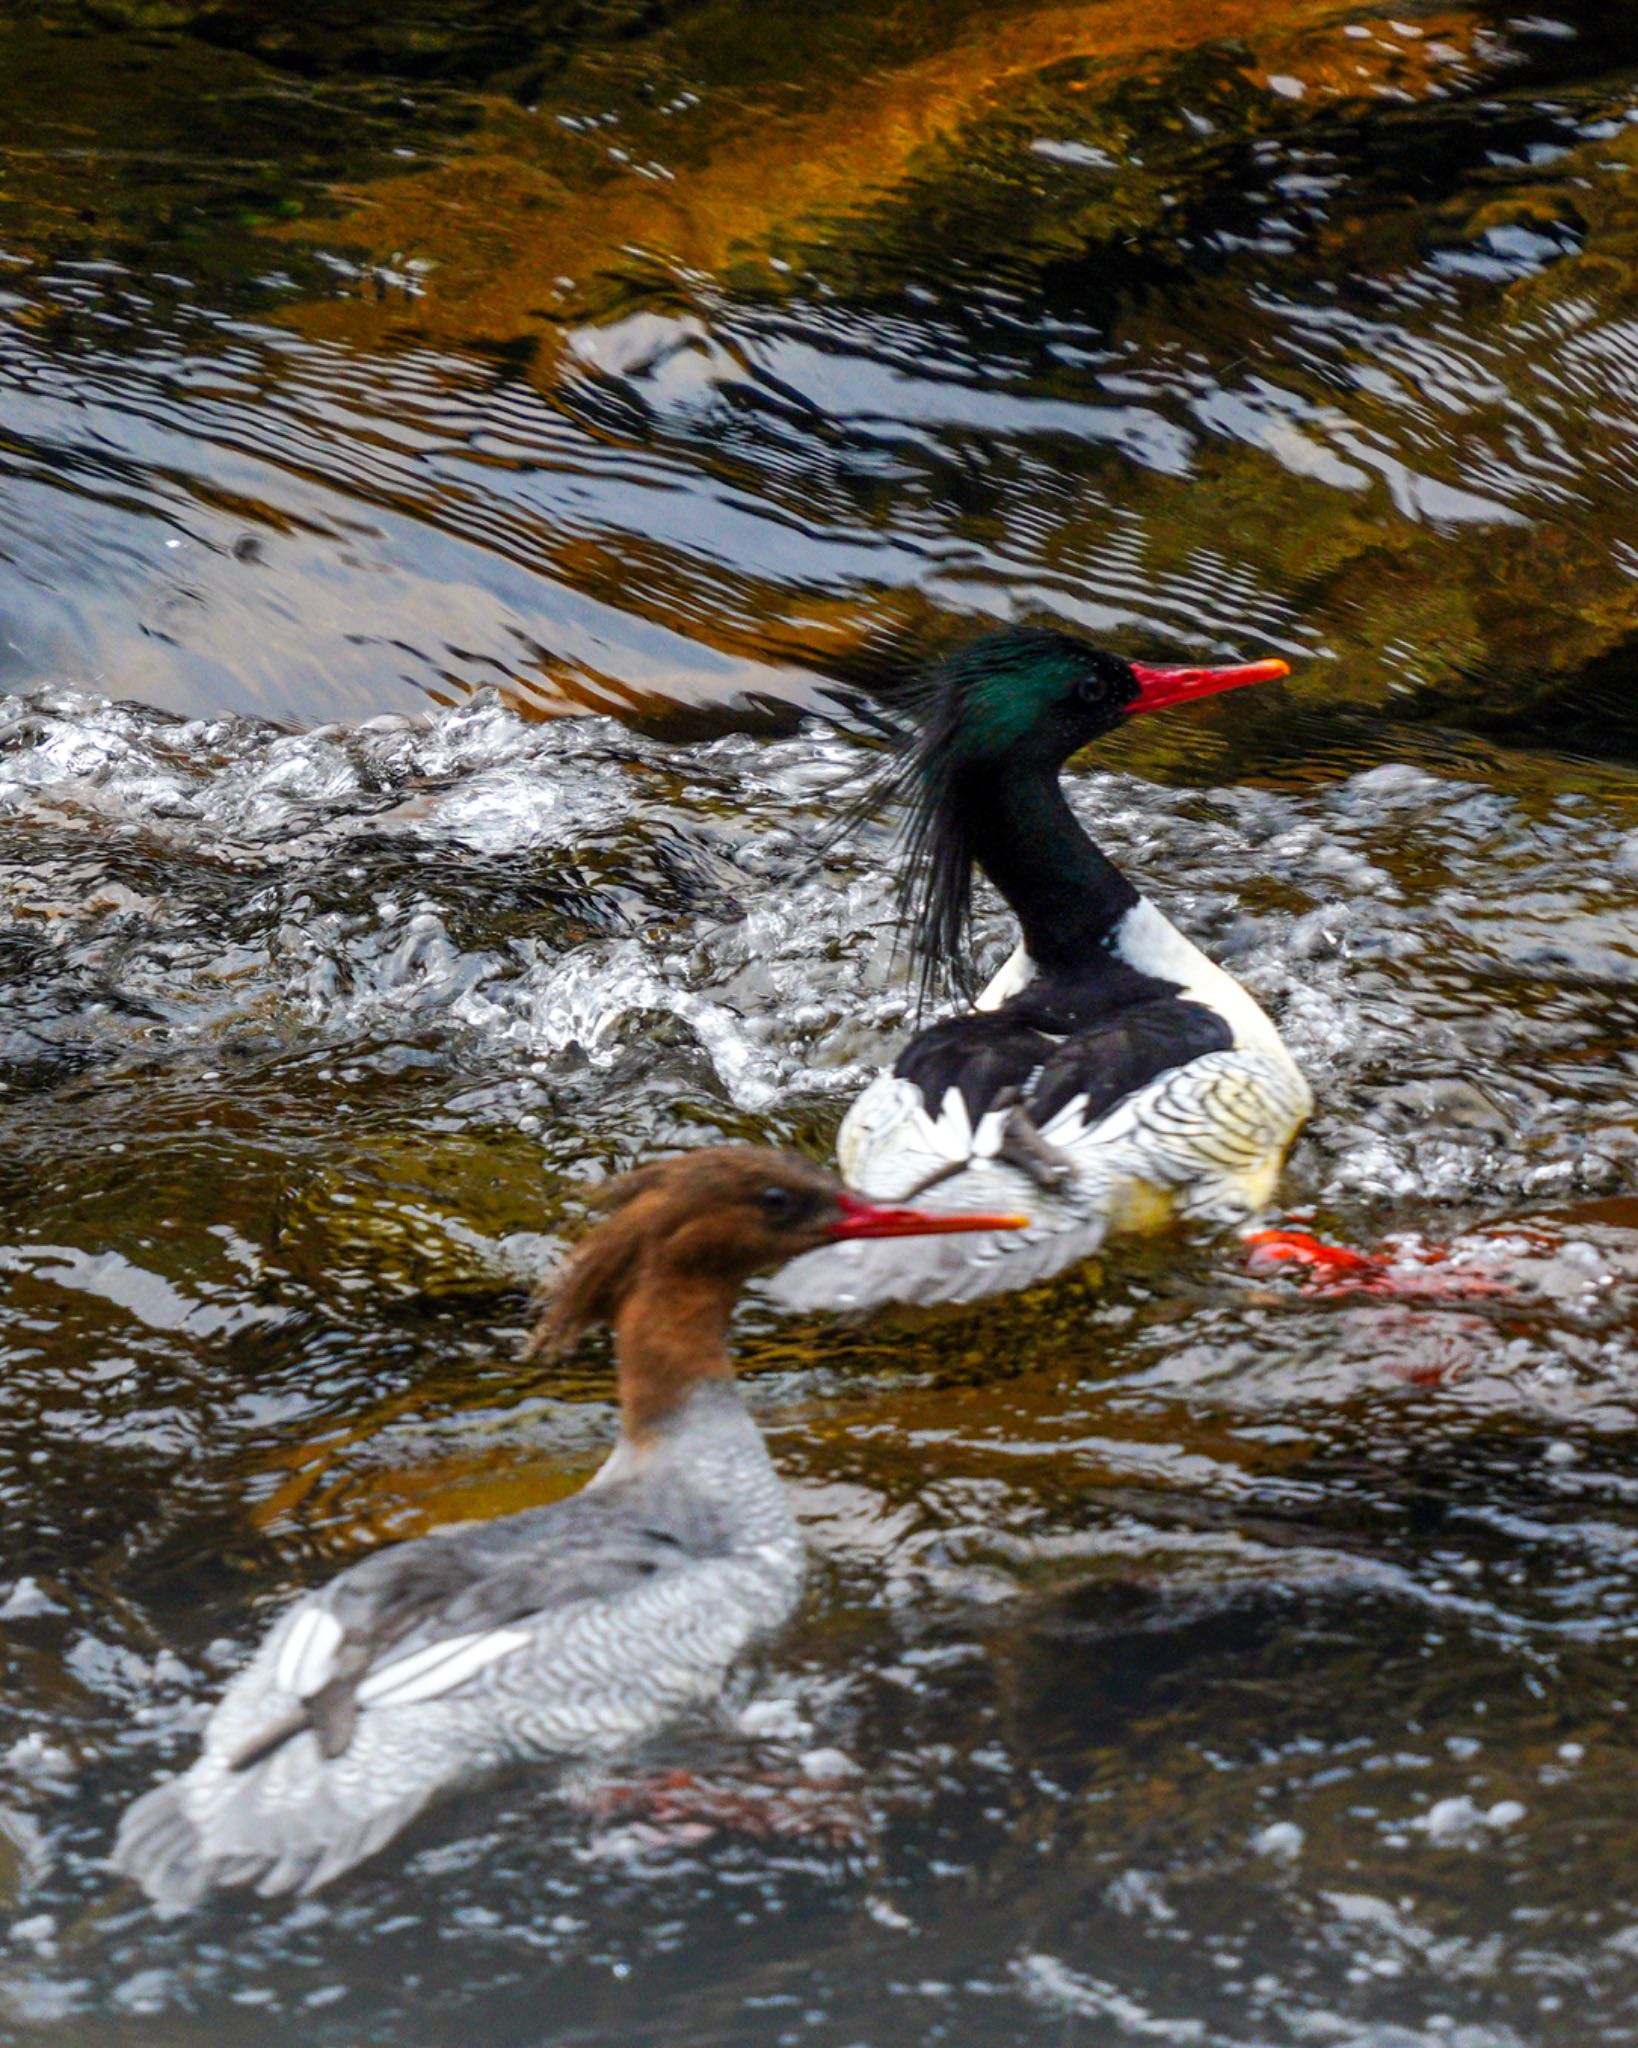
[758,1185,798,1224]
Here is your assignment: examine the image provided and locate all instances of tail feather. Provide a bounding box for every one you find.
[113,1722,460,1906]
[301,1798,431,1896]
[112,1781,210,1910]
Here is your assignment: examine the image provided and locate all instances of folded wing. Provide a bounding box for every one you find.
[114,1480,742,1905]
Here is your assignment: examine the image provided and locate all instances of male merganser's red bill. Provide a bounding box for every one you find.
[113,1147,1025,1907]
[1127,656,1291,716]
[828,1192,1028,1239]
[767,625,1316,1314]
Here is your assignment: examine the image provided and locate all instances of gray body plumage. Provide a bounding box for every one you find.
[114,1381,803,1906]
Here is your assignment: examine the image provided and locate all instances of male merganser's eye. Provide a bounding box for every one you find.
[1075,674,1107,708]
[758,1185,798,1225]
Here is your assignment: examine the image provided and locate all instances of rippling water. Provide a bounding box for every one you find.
[5,1,1638,734]
[4,2,1638,2044]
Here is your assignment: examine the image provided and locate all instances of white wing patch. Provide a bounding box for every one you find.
[836,1074,1024,1201]
[354,1627,533,1709]
[269,1602,533,1714]
[836,1074,959,1198]
[273,1606,344,1698]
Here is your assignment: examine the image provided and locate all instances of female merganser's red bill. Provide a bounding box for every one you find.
[112,1147,1025,1907]
[767,625,1315,1314]
[828,1192,1028,1239]
[1127,656,1291,716]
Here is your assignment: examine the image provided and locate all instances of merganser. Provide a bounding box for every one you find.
[113,1148,1024,1906]
[770,627,1312,1310]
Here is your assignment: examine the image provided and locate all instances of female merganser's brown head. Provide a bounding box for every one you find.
[527,1146,1025,1435]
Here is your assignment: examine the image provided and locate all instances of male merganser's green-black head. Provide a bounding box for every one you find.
[919,629,1144,766]
[905,624,1288,770]
[868,626,1289,998]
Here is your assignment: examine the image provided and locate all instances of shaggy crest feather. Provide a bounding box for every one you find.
[836,627,1126,1009]
[522,1159,677,1362]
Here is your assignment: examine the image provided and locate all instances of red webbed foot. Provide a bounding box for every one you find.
[1242,1228,1516,1302]
[1242,1229,1381,1283]
[579,1764,871,1850]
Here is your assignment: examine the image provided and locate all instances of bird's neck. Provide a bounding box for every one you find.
[612,1268,736,1442]
[958,759,1137,973]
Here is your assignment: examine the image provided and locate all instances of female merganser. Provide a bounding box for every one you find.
[770,627,1312,1311]
[113,1148,1023,1906]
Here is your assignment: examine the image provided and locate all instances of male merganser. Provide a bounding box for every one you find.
[770,627,1312,1310]
[113,1148,1024,1906]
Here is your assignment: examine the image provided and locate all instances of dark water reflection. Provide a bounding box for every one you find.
[5,2,1638,2044]
[5,0,1638,734]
